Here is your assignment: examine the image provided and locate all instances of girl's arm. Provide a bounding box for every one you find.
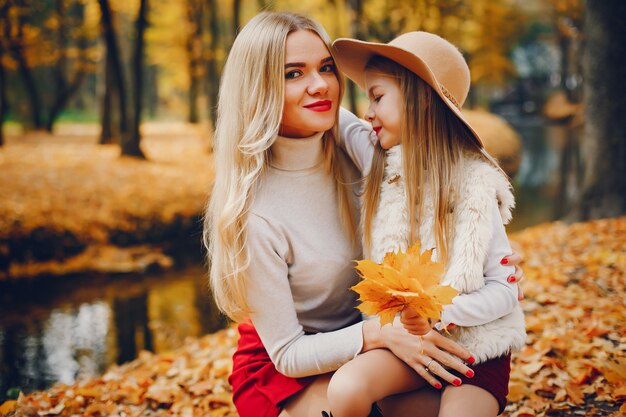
[438,200,519,328]
[246,213,365,378]
[337,107,375,175]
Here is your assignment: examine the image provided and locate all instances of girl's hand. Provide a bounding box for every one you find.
[400,307,431,336]
[380,319,475,389]
[501,252,525,301]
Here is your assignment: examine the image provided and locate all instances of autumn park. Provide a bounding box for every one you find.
[0,0,625,416]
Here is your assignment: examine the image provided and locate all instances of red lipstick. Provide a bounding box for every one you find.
[304,100,332,112]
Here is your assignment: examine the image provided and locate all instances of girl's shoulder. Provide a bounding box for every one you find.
[457,153,515,225]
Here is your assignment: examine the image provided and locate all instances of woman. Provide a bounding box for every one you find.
[204,11,524,417]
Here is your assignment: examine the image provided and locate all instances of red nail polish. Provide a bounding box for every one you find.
[467,356,475,365]
[435,382,442,389]
[501,258,508,265]
[508,275,516,283]
[465,369,474,378]
[453,378,462,386]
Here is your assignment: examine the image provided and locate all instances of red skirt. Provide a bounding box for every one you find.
[228,322,316,417]
[228,321,511,416]
[442,353,511,414]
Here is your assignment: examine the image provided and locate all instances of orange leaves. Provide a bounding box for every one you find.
[504,218,626,416]
[351,242,458,326]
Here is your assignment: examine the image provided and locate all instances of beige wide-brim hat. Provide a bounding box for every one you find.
[333,31,483,147]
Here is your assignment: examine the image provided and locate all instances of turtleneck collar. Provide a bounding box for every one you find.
[270,131,325,171]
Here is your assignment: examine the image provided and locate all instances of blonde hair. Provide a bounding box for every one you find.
[362,56,502,266]
[204,12,356,322]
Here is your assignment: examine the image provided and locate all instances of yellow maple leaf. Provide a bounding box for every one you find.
[351,242,459,326]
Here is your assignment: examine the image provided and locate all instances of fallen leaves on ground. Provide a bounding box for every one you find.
[504,217,625,417]
[0,124,214,279]
[352,242,457,326]
[1,218,624,417]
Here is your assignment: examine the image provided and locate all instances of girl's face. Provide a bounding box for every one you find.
[364,71,403,149]
[279,30,340,138]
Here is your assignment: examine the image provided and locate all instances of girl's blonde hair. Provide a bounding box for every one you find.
[204,12,356,322]
[362,56,502,266]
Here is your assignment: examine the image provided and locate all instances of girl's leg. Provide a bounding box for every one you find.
[327,349,428,417]
[438,385,499,417]
[377,387,441,417]
[279,373,333,417]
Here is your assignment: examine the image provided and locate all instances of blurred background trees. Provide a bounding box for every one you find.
[0,0,580,134]
[2,0,623,217]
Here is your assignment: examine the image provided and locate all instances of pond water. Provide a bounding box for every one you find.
[0,114,583,403]
[0,262,227,403]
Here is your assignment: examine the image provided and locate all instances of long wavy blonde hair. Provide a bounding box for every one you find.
[362,56,503,266]
[204,12,356,322]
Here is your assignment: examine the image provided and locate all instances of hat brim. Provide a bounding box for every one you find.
[332,38,483,147]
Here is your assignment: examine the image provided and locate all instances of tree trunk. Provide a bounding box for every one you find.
[571,0,626,219]
[187,0,203,124]
[205,0,220,129]
[0,44,5,147]
[98,0,131,149]
[100,56,115,144]
[126,0,147,158]
[232,0,241,37]
[8,0,44,130]
[346,0,364,115]
[0,2,8,146]
[46,0,88,132]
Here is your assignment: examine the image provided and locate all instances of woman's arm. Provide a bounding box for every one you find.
[361,317,475,388]
[337,107,375,175]
[246,213,364,378]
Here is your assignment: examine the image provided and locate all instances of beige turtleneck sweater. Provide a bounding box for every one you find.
[245,132,364,378]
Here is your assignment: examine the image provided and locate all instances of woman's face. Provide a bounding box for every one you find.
[279,30,340,138]
[363,71,403,149]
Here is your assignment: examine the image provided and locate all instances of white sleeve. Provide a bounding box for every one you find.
[245,213,364,378]
[338,107,375,175]
[439,202,519,327]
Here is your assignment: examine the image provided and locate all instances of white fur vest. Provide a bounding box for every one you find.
[367,146,526,363]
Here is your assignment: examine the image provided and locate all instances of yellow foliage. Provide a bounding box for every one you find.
[351,242,458,326]
[145,0,189,93]
[272,0,351,39]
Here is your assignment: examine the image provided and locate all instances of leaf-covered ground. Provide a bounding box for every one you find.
[1,218,624,416]
[0,125,214,279]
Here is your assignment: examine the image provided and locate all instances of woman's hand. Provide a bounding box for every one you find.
[501,253,525,300]
[400,307,432,336]
[379,319,475,389]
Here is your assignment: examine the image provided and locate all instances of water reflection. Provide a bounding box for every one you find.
[505,114,583,231]
[0,265,226,402]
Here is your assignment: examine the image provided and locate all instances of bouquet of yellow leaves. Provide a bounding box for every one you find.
[351,242,459,327]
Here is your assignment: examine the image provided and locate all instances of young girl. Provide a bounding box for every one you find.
[327,32,527,416]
